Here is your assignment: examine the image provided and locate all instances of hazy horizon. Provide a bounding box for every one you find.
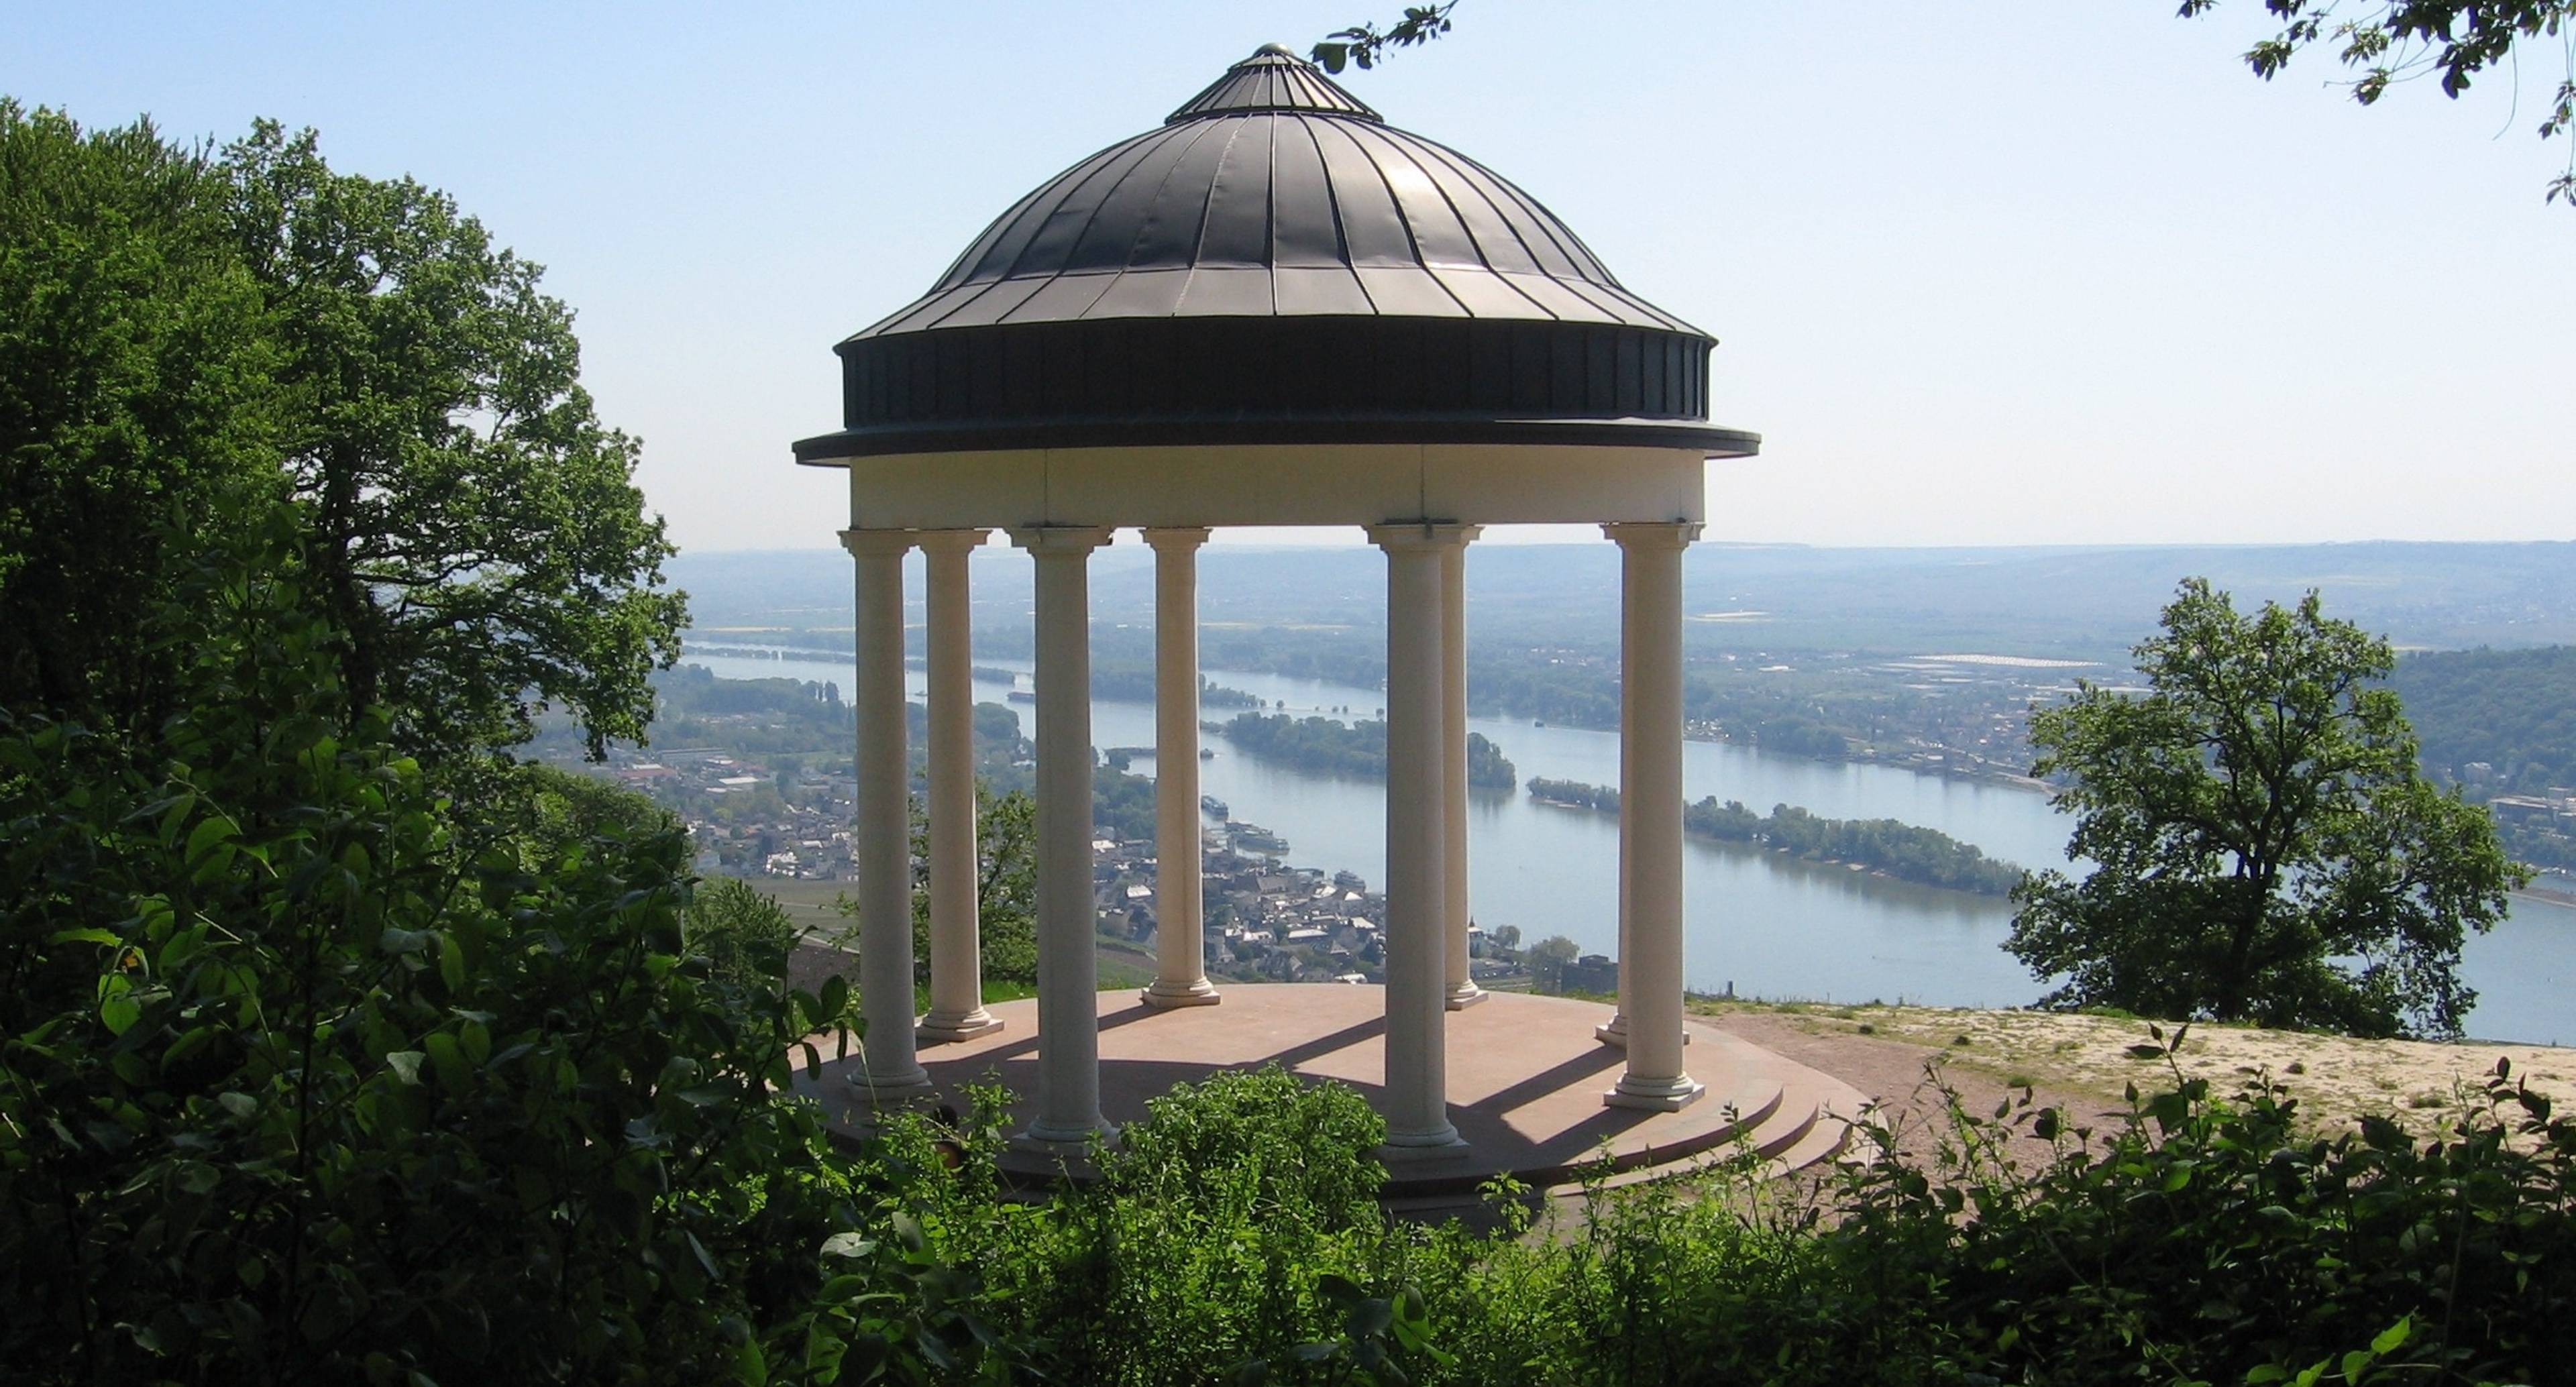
[13,2,2570,553]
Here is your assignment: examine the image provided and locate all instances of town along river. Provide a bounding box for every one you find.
[689,653,2575,1046]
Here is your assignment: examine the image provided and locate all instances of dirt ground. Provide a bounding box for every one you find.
[1694,999,2574,1169]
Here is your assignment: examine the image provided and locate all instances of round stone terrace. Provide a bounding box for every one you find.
[798,986,1868,1200]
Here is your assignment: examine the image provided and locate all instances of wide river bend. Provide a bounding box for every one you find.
[690,653,2574,1046]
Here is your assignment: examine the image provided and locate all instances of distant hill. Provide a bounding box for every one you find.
[669,540,2576,659]
[2397,646,2576,794]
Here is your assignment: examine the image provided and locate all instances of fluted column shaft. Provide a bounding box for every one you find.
[841,529,929,1099]
[1442,531,1487,1009]
[1143,528,1220,1008]
[918,531,1002,1043]
[1605,522,1703,1111]
[1368,523,1470,1154]
[1596,553,1638,1046]
[1010,526,1118,1150]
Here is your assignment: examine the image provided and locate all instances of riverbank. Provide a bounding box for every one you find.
[681,640,2055,797]
[2519,875,2576,907]
[679,649,2576,1044]
[1527,779,2023,895]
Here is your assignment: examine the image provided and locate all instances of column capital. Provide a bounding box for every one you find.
[914,528,991,555]
[1140,526,1212,551]
[1601,521,1703,550]
[1365,521,1483,553]
[1008,525,1115,555]
[839,527,916,557]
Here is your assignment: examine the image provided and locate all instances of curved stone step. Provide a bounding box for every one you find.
[802,986,1881,1204]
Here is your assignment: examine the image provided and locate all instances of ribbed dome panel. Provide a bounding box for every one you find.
[1166,44,1383,123]
[801,44,1750,463]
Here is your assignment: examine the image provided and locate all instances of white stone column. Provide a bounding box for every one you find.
[1009,525,1118,1150]
[1605,522,1703,1111]
[1142,527,1219,1008]
[1441,529,1487,1009]
[1367,522,1469,1155]
[916,530,1002,1044]
[1595,555,1638,1047]
[841,529,930,1100]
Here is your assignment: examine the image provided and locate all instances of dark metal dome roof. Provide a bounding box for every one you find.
[853,46,1698,340]
[1165,42,1383,123]
[798,46,1756,464]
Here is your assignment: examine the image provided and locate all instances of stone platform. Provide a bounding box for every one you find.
[803,985,1867,1197]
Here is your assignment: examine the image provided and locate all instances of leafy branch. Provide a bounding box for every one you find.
[2180,0,2576,204]
[1311,4,1458,74]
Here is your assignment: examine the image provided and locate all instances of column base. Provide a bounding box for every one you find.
[1010,1119,1120,1159]
[915,1010,1005,1044]
[1605,1074,1705,1113]
[1140,979,1222,1009]
[1443,983,1488,1011]
[845,1065,934,1105]
[1594,1015,1688,1047]
[1376,1131,1470,1166]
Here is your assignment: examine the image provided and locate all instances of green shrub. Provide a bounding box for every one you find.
[0,518,915,1384]
[877,1065,1426,1386]
[1791,1032,2576,1384]
[690,875,802,998]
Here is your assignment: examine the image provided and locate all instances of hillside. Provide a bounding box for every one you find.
[2396,645,2576,871]
[2397,646,2576,793]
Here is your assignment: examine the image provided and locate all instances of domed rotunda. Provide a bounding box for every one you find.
[800,45,1762,1168]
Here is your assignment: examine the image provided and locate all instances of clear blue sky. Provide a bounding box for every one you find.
[11,2,2570,551]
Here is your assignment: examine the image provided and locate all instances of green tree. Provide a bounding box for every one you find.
[2007,578,2530,1038]
[903,781,1040,989]
[0,502,873,1382]
[689,874,804,997]
[3,109,684,763]
[1525,934,1581,993]
[225,121,686,760]
[0,103,280,733]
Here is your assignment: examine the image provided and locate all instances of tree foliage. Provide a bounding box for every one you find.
[2394,644,2576,871]
[0,113,915,1384]
[906,781,1039,987]
[1,107,682,767]
[2008,578,2529,1037]
[1529,779,2024,895]
[1690,799,2025,895]
[1524,934,1582,992]
[849,1032,2576,1385]
[2180,0,2576,205]
[226,121,686,759]
[0,103,279,732]
[0,505,859,1383]
[2396,645,2576,793]
[1220,712,1517,789]
[1317,3,2576,204]
[1310,3,1457,74]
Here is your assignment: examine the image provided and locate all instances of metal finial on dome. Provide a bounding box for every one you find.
[1165,44,1383,123]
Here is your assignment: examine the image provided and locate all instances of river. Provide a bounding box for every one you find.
[688,651,2575,1046]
